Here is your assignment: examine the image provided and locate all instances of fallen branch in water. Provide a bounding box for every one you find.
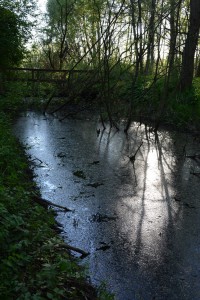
[33,197,88,257]
[32,194,73,212]
[30,157,48,167]
[129,142,143,163]
[57,243,89,258]
[30,157,43,164]
[43,90,57,114]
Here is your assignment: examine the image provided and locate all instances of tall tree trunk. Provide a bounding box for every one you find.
[145,0,156,75]
[180,0,200,91]
[196,61,200,77]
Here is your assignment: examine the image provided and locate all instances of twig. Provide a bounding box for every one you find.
[58,243,89,258]
[33,194,73,212]
[30,157,43,164]
[100,113,106,130]
[30,157,48,167]
[129,142,143,163]
[43,90,56,114]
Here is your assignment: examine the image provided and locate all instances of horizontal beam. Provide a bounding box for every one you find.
[5,78,67,83]
[6,67,94,73]
[1,67,96,83]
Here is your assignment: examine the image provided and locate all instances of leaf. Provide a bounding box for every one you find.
[47,292,54,299]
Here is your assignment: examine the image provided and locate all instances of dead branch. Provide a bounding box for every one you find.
[43,90,57,114]
[33,194,73,212]
[129,142,143,163]
[30,157,48,167]
[57,243,89,258]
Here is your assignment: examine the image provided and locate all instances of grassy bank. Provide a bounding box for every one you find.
[0,106,112,299]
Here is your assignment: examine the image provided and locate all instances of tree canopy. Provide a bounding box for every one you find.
[0,7,23,68]
[0,0,37,68]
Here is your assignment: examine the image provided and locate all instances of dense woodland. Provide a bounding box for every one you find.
[0,0,200,130]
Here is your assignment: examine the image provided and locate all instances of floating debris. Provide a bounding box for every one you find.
[87,182,103,188]
[190,171,200,177]
[89,213,117,223]
[90,160,100,165]
[174,197,196,208]
[174,197,181,202]
[73,170,86,179]
[96,245,111,251]
[184,203,195,209]
[96,129,101,136]
[57,152,66,158]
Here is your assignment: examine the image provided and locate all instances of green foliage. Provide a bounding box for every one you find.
[168,79,200,126]
[0,7,24,68]
[0,0,37,42]
[0,82,27,113]
[97,283,114,300]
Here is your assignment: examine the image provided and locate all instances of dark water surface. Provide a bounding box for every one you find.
[14,111,200,300]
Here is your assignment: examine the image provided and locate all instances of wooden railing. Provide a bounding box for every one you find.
[2,67,94,83]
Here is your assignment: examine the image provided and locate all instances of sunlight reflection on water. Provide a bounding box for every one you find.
[14,111,200,300]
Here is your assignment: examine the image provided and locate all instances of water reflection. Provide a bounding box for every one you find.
[14,111,200,300]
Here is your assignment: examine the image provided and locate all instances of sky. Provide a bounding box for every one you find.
[37,0,47,13]
[26,0,47,47]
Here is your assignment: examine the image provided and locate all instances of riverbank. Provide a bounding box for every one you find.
[0,111,112,299]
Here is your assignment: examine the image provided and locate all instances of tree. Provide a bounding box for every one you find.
[0,0,37,69]
[42,0,79,69]
[0,7,23,69]
[180,0,200,91]
[0,0,37,41]
[145,0,156,75]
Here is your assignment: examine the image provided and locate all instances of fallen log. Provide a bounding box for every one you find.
[58,243,89,258]
[32,194,73,212]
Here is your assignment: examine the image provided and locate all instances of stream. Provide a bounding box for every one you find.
[14,110,200,300]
